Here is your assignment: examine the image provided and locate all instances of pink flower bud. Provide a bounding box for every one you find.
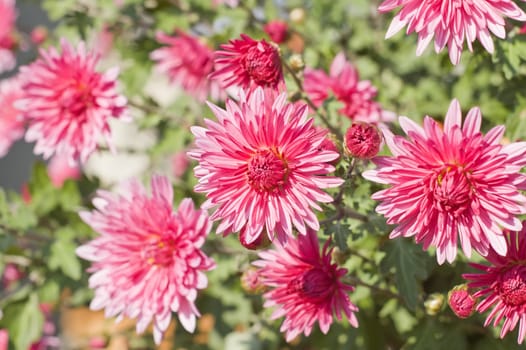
[264,20,289,44]
[172,151,189,179]
[239,229,271,250]
[448,285,477,319]
[30,27,48,45]
[345,123,382,159]
[47,154,81,188]
[240,268,265,294]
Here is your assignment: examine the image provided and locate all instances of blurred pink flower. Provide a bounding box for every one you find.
[18,39,128,164]
[47,153,81,188]
[304,53,394,124]
[30,26,48,46]
[150,30,224,102]
[2,263,22,289]
[211,34,284,91]
[212,0,239,7]
[364,99,526,264]
[93,25,114,58]
[264,20,289,44]
[254,228,359,342]
[378,0,526,64]
[0,330,7,350]
[0,0,16,74]
[77,175,215,345]
[463,225,526,343]
[171,151,189,179]
[0,76,25,157]
[189,88,342,244]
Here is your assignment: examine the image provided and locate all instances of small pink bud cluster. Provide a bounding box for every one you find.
[345,123,382,159]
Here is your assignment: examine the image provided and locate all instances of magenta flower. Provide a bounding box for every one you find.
[463,225,526,343]
[345,123,382,159]
[264,20,289,44]
[0,0,16,74]
[0,76,25,157]
[378,0,526,65]
[253,228,359,341]
[150,30,224,102]
[448,285,477,319]
[210,34,284,91]
[304,52,394,124]
[18,39,128,164]
[76,175,215,344]
[364,99,526,264]
[189,88,342,244]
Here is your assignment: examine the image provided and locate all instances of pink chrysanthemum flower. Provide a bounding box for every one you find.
[76,175,215,344]
[18,39,128,164]
[253,228,359,341]
[304,53,395,124]
[150,30,224,102]
[463,225,526,343]
[363,99,526,264]
[0,76,25,157]
[0,0,16,74]
[210,34,284,91]
[188,88,342,244]
[378,0,526,65]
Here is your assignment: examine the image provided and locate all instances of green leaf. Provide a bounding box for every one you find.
[48,229,82,280]
[4,293,44,350]
[325,220,350,251]
[381,239,430,310]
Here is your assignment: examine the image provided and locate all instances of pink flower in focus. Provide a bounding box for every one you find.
[448,285,477,319]
[0,330,7,350]
[47,153,81,188]
[253,228,359,341]
[0,76,25,157]
[0,0,16,74]
[463,225,526,343]
[18,39,128,164]
[150,31,224,102]
[76,175,215,344]
[345,123,382,159]
[211,34,284,91]
[364,99,526,264]
[264,20,289,44]
[304,53,394,124]
[189,88,342,244]
[378,0,526,65]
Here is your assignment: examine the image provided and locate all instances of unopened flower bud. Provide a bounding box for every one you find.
[448,285,477,319]
[241,268,266,294]
[345,123,382,159]
[30,26,48,45]
[288,54,304,73]
[424,293,445,316]
[264,20,289,44]
[317,130,340,165]
[239,229,271,250]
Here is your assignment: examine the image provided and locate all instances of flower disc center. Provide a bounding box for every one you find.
[497,265,526,307]
[288,267,335,302]
[432,166,471,216]
[142,234,176,267]
[242,43,281,86]
[247,149,289,192]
